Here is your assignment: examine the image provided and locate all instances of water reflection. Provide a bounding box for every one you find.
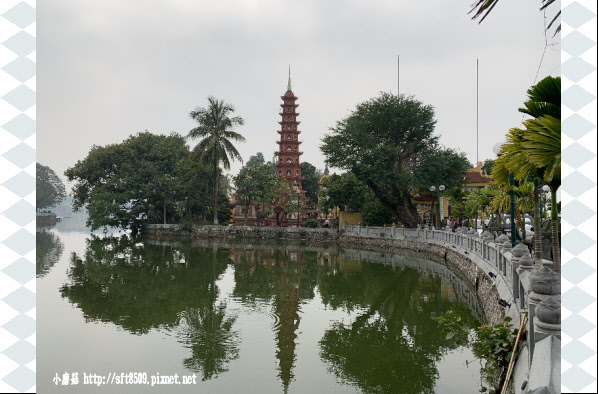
[60,235,239,381]
[36,230,64,277]
[231,247,319,392]
[317,257,479,394]
[59,236,481,393]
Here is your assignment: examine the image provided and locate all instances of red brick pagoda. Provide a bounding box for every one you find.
[275,68,305,195]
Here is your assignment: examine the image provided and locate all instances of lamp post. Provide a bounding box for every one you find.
[429,185,445,228]
[540,184,550,220]
[493,142,516,247]
[255,203,260,227]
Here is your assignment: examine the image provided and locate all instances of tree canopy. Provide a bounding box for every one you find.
[65,131,231,232]
[319,172,369,214]
[300,162,323,209]
[321,92,471,227]
[36,163,66,210]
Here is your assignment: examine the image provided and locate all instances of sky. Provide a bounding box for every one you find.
[37,0,561,188]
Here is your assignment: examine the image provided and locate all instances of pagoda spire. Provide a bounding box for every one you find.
[287,65,292,92]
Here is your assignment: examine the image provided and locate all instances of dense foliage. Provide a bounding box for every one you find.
[300,162,323,209]
[321,93,471,227]
[436,312,518,393]
[36,163,66,210]
[233,159,277,225]
[319,172,369,214]
[65,132,231,232]
[361,198,394,226]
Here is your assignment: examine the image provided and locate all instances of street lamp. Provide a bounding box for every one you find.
[493,142,516,247]
[255,203,260,226]
[540,184,550,220]
[429,185,445,228]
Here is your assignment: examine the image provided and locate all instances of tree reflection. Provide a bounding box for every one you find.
[60,235,239,380]
[36,230,64,277]
[317,253,480,394]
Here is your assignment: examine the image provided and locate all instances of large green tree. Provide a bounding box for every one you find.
[36,163,66,210]
[444,187,470,220]
[319,172,369,214]
[321,93,471,228]
[187,97,245,225]
[66,132,220,232]
[234,160,277,225]
[300,162,323,209]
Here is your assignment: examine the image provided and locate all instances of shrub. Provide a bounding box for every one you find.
[304,219,318,228]
[435,312,518,393]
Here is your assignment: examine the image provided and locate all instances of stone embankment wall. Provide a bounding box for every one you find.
[145,224,339,241]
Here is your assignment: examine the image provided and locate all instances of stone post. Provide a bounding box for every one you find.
[495,234,509,266]
[517,253,534,308]
[511,243,528,301]
[482,231,493,260]
[528,265,560,363]
[501,240,512,274]
[392,223,396,238]
[535,295,561,341]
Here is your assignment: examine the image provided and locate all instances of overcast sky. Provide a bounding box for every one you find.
[38,0,561,188]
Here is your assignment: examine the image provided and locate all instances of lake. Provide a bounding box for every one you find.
[37,217,483,393]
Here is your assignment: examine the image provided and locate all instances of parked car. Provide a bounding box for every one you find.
[487,214,535,244]
[528,218,561,261]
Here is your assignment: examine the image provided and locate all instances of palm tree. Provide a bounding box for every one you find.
[512,182,535,243]
[519,115,561,270]
[470,0,560,36]
[444,187,469,223]
[496,77,561,270]
[489,185,510,233]
[187,97,246,224]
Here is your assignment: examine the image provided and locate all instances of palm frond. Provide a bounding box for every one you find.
[469,0,500,23]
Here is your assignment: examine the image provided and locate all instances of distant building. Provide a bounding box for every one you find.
[463,161,493,192]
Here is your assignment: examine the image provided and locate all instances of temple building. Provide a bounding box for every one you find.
[462,161,493,192]
[275,69,305,195]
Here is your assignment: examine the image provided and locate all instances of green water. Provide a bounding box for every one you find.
[37,218,483,393]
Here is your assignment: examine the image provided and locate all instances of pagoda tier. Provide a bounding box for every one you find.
[279,112,299,116]
[277,162,304,168]
[277,130,302,135]
[280,95,298,100]
[278,121,301,125]
[276,140,302,145]
[280,173,305,179]
[275,151,303,156]
[280,103,299,108]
